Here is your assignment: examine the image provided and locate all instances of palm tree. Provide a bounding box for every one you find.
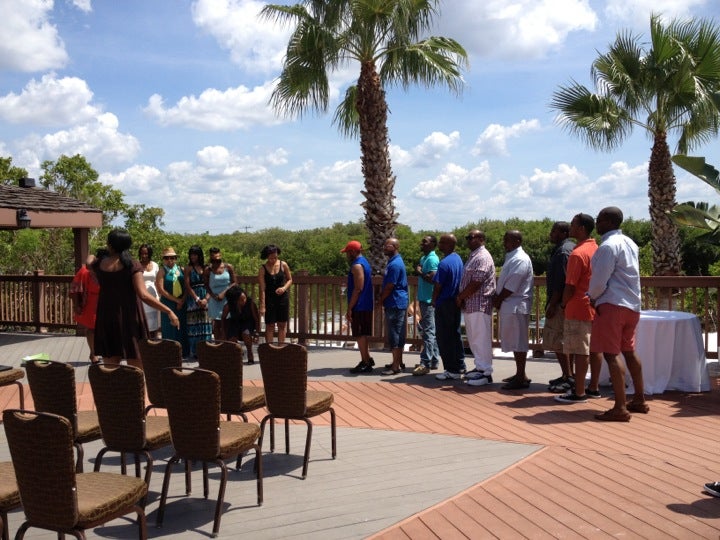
[551,14,720,275]
[261,0,468,272]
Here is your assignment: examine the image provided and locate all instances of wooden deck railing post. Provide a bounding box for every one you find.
[32,270,45,333]
[296,270,310,345]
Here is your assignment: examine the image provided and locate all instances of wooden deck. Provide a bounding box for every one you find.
[0,333,718,538]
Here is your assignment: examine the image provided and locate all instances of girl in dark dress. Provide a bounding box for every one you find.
[258,244,292,343]
[92,229,179,368]
[222,286,260,363]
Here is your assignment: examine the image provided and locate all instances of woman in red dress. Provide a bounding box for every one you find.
[70,253,101,363]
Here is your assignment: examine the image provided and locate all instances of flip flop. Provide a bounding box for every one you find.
[627,401,650,414]
[595,409,631,422]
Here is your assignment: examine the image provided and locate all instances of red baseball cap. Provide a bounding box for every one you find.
[341,240,362,253]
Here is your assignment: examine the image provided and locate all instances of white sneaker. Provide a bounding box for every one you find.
[467,375,493,386]
[464,369,485,380]
[435,371,462,380]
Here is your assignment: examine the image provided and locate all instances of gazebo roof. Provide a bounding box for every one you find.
[0,183,102,229]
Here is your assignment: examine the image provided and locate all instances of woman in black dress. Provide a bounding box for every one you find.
[92,229,179,368]
[258,244,292,343]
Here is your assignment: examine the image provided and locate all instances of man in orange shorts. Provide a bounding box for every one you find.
[588,207,648,421]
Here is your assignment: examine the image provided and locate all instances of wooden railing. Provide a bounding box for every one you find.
[2,272,719,358]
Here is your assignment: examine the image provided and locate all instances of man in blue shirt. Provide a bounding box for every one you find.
[344,240,375,374]
[380,238,409,375]
[413,236,440,375]
[432,234,466,380]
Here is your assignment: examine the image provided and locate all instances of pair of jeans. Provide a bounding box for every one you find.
[419,302,440,366]
[434,299,465,373]
[384,307,407,349]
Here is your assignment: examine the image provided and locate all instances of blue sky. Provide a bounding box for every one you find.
[1,0,720,234]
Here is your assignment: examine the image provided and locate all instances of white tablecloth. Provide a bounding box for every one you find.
[599,310,711,395]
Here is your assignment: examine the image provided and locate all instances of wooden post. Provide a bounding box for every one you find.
[296,270,309,345]
[32,270,45,333]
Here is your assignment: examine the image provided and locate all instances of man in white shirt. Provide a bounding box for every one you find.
[588,207,648,421]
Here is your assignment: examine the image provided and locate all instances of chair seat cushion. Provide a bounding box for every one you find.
[306,391,334,417]
[0,462,20,510]
[144,416,172,449]
[75,472,147,527]
[218,421,260,458]
[0,369,23,385]
[76,411,102,442]
[241,386,266,411]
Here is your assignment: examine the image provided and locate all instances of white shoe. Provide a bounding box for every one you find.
[435,371,461,380]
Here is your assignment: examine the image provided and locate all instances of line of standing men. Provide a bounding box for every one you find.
[342,205,649,422]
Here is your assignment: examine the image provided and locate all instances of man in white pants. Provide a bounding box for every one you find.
[456,230,496,386]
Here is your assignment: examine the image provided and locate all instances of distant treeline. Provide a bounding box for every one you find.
[3,218,718,277]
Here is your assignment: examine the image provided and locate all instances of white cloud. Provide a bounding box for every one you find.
[604,0,709,24]
[437,0,598,60]
[392,131,461,167]
[472,119,541,157]
[0,74,101,126]
[144,81,282,130]
[71,0,92,13]
[0,0,68,72]
[191,0,291,75]
[20,113,140,170]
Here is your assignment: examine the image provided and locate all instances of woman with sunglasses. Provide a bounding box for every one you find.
[156,247,189,356]
[204,247,235,340]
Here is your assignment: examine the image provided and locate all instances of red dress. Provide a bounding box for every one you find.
[69,265,100,329]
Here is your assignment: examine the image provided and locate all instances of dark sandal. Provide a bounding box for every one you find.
[627,401,649,414]
[501,378,530,390]
[595,409,631,422]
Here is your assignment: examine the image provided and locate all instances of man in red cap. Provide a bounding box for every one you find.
[342,240,375,373]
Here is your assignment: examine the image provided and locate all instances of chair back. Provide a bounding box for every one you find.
[24,360,78,433]
[137,339,182,410]
[88,364,147,451]
[161,367,221,461]
[197,340,244,414]
[258,343,308,418]
[3,410,78,530]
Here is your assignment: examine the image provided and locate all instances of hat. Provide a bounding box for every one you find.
[341,240,362,253]
[162,247,177,257]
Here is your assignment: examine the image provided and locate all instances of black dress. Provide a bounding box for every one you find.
[263,263,289,324]
[93,259,149,359]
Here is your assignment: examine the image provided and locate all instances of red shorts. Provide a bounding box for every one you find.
[590,303,639,355]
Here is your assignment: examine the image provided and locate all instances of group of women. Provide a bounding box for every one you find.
[71,229,293,368]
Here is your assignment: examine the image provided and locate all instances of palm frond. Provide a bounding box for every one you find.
[332,85,360,138]
[672,155,720,192]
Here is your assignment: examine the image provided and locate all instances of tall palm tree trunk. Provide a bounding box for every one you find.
[356,60,398,274]
[648,131,682,276]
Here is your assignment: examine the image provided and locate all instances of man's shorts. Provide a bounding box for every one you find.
[499,312,529,353]
[563,319,592,356]
[542,308,565,351]
[351,310,372,337]
[590,303,639,355]
[385,307,407,349]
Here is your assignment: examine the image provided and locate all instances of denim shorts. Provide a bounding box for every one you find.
[385,307,407,349]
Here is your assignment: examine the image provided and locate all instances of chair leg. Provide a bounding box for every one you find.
[253,444,263,505]
[141,452,154,509]
[301,418,313,479]
[270,418,275,452]
[134,452,142,479]
[203,462,209,499]
[330,407,337,459]
[93,447,109,472]
[185,459,192,495]
[0,511,7,540]
[134,504,148,540]
[285,418,290,454]
[156,455,179,528]
[15,521,30,539]
[121,452,127,476]
[74,442,84,473]
[14,381,24,409]
[212,459,228,537]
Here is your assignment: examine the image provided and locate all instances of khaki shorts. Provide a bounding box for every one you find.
[542,309,565,351]
[563,319,592,356]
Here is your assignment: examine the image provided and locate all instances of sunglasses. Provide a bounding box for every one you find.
[163,256,176,260]
[465,235,479,241]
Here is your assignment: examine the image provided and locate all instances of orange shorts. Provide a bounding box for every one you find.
[590,303,639,355]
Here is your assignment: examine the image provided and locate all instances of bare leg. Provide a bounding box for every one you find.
[390,347,403,370]
[276,322,287,344]
[265,323,274,344]
[588,352,603,392]
[514,351,527,379]
[622,350,646,402]
[604,352,629,413]
[242,334,254,363]
[213,319,225,341]
[85,329,98,363]
[555,351,572,378]
[573,354,589,396]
